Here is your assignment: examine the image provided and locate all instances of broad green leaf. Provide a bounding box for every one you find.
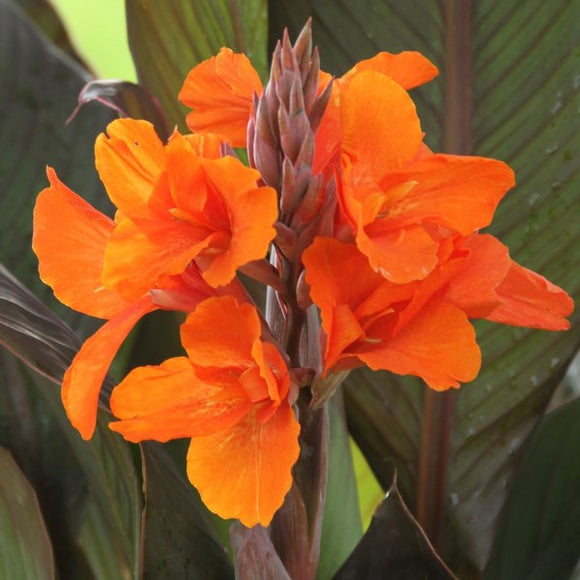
[0,0,114,336]
[140,442,234,579]
[272,1,580,574]
[125,0,268,130]
[333,466,456,580]
[483,397,580,580]
[0,446,55,580]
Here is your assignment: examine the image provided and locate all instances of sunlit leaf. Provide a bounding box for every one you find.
[0,446,55,580]
[316,395,363,579]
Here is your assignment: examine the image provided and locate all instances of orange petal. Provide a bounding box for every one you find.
[303,238,413,372]
[382,154,515,234]
[179,48,263,147]
[347,51,439,89]
[186,402,300,527]
[486,262,574,330]
[109,357,252,442]
[181,296,260,368]
[33,168,129,319]
[62,295,157,440]
[101,212,208,302]
[340,71,423,183]
[181,132,224,159]
[445,234,510,318]
[357,222,439,283]
[199,157,278,287]
[324,304,366,372]
[252,341,290,403]
[361,301,481,390]
[95,119,166,218]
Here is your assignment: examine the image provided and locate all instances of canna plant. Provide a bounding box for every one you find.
[1,1,579,579]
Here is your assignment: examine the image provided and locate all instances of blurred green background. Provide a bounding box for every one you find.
[51,0,136,80]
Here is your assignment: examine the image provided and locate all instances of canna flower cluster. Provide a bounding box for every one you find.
[33,23,573,527]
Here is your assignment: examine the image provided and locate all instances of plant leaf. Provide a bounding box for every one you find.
[125,0,268,130]
[316,395,363,579]
[333,466,456,580]
[230,522,290,580]
[483,397,580,580]
[271,1,580,574]
[0,351,141,579]
[70,79,170,141]
[14,0,90,68]
[140,442,234,579]
[0,446,55,580]
[0,0,115,336]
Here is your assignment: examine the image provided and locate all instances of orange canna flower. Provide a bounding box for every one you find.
[319,68,515,284]
[303,236,572,388]
[179,47,264,147]
[95,118,278,295]
[33,168,219,439]
[33,117,276,440]
[109,296,300,527]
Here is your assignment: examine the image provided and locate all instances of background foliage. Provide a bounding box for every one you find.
[0,0,578,578]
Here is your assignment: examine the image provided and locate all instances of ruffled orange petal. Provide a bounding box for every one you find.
[101,211,208,302]
[181,296,259,368]
[95,119,166,218]
[444,234,510,318]
[361,301,481,390]
[486,262,573,330]
[179,48,263,147]
[109,357,252,442]
[347,51,439,89]
[357,222,439,283]
[324,304,366,372]
[62,295,157,440]
[340,71,423,183]
[252,341,290,403]
[186,402,300,527]
[33,168,129,319]
[381,154,515,234]
[199,157,278,287]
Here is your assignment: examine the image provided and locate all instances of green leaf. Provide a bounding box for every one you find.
[316,395,363,579]
[125,0,268,130]
[333,466,456,580]
[271,1,580,574]
[0,265,141,579]
[0,352,141,579]
[14,0,90,68]
[0,446,55,580]
[0,0,115,336]
[483,397,580,580]
[140,442,234,579]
